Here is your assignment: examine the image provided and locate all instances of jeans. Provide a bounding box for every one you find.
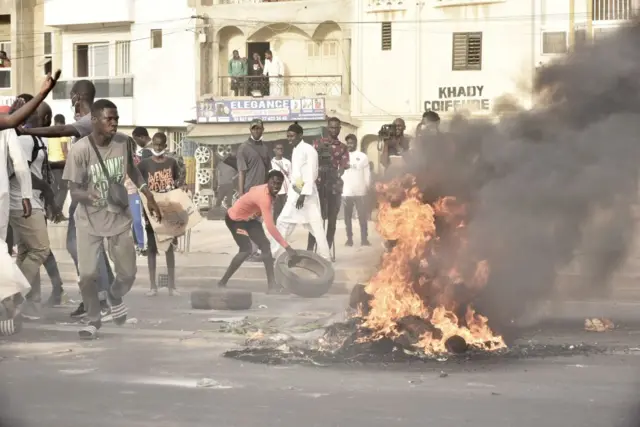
[128,194,145,250]
[343,196,368,242]
[67,202,114,301]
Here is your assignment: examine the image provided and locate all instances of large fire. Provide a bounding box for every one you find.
[360,174,505,354]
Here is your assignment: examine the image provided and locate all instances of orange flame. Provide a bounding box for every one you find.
[362,175,505,354]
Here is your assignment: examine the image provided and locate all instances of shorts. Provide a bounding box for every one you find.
[224,214,269,253]
[145,225,177,254]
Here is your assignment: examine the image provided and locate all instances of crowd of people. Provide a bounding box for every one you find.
[0,67,431,342]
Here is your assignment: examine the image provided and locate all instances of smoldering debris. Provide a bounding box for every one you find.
[401,21,640,332]
[222,317,602,367]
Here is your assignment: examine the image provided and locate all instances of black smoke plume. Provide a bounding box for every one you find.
[401,21,640,331]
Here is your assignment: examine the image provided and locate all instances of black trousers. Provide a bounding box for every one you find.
[274,194,287,222]
[6,225,13,255]
[51,169,68,210]
[307,192,341,251]
[343,196,368,242]
[221,214,275,287]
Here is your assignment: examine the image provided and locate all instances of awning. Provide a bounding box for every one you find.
[186,122,325,146]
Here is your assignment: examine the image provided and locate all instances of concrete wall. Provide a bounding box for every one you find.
[130,0,197,127]
[46,0,196,129]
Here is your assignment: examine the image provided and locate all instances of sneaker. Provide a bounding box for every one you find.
[78,320,101,340]
[110,302,128,326]
[361,239,371,246]
[0,315,22,336]
[345,239,353,247]
[146,289,158,297]
[20,301,41,320]
[100,300,112,323]
[168,288,180,297]
[46,292,64,307]
[70,302,86,319]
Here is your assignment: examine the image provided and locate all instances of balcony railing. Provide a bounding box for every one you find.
[52,77,134,100]
[217,75,342,98]
[0,68,10,89]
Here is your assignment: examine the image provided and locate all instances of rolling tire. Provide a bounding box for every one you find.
[274,250,335,298]
[190,289,253,310]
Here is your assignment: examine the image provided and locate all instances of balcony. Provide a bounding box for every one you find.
[366,0,407,12]
[51,77,134,100]
[217,75,342,98]
[0,68,10,89]
[217,0,299,3]
[45,0,133,27]
[433,0,505,7]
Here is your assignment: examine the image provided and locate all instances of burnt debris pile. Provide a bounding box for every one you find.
[223,315,601,366]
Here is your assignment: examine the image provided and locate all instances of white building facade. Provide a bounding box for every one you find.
[351,0,638,166]
[43,0,198,138]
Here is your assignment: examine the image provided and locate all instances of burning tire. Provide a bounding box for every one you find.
[274,250,334,298]
[190,289,253,310]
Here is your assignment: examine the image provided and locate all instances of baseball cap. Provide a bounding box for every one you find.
[250,119,264,128]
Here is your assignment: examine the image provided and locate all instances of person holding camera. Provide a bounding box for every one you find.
[307,117,349,258]
[380,118,411,170]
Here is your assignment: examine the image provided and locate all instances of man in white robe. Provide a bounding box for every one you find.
[263,50,284,97]
[270,123,331,260]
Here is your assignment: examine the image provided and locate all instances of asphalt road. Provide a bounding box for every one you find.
[2,289,640,427]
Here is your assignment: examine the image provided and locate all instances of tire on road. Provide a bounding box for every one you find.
[190,289,253,310]
[274,250,335,298]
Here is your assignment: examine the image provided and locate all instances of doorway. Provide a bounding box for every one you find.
[247,42,269,64]
[246,42,270,96]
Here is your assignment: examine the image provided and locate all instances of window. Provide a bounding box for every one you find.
[43,32,52,75]
[307,41,337,58]
[542,31,567,54]
[381,22,391,51]
[0,41,11,59]
[74,43,109,78]
[307,41,320,57]
[115,41,130,75]
[151,29,163,49]
[452,32,482,71]
[592,0,632,20]
[322,41,338,57]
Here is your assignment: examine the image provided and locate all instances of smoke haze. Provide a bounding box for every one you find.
[403,21,640,331]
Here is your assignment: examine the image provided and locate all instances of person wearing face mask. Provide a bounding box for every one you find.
[137,132,184,297]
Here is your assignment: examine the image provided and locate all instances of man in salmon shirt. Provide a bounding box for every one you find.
[217,169,298,294]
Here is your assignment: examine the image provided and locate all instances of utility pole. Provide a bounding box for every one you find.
[568,0,575,48]
[193,14,213,96]
[586,0,592,42]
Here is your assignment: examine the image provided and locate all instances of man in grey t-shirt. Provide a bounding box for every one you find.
[237,119,270,195]
[236,119,270,259]
[62,99,161,340]
[20,80,115,319]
